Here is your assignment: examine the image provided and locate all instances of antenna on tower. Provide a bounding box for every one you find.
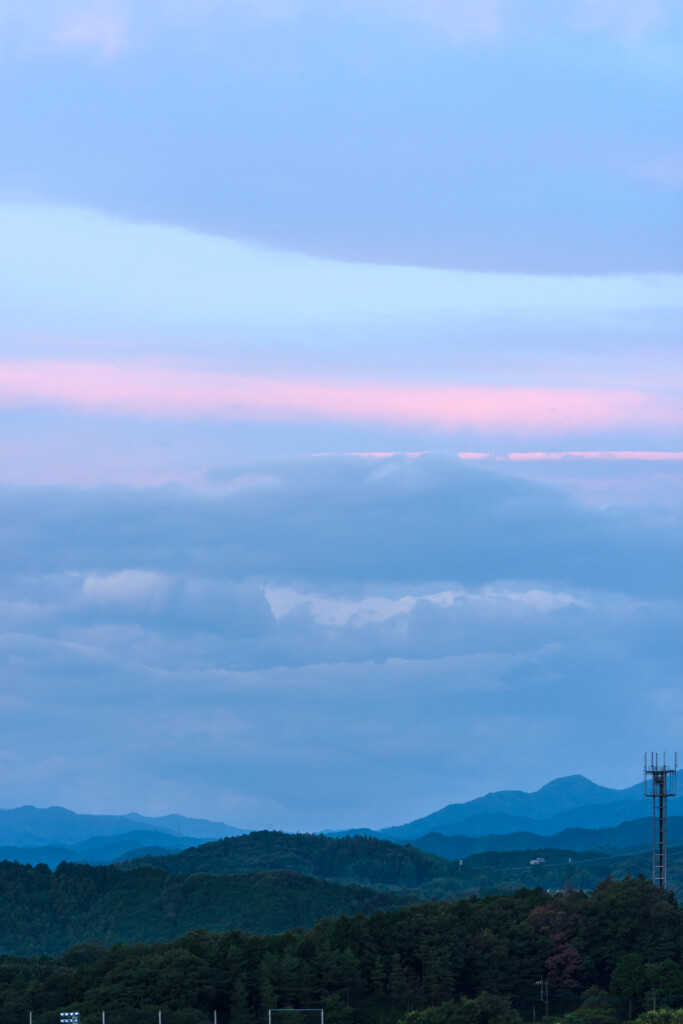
[644,752,677,888]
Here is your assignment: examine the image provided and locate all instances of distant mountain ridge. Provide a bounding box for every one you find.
[380,798,654,839]
[407,815,683,859]
[373,774,646,840]
[2,772,678,853]
[327,772,677,841]
[0,829,209,870]
[0,806,243,847]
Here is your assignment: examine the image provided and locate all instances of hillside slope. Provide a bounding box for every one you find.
[127,830,461,885]
[124,827,683,901]
[0,860,411,957]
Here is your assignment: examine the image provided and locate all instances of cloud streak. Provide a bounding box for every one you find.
[461,450,683,461]
[0,360,678,437]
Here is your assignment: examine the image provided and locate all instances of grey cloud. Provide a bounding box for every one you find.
[0,622,678,827]
[0,2,679,272]
[0,573,275,644]
[0,455,679,826]
[3,569,679,678]
[0,634,561,822]
[1,455,679,596]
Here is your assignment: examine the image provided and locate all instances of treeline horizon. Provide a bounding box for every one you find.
[128,829,683,896]
[2,831,683,960]
[1,877,682,1024]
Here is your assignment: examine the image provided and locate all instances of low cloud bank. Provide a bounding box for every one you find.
[0,454,679,827]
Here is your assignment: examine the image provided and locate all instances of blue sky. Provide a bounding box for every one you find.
[0,0,681,828]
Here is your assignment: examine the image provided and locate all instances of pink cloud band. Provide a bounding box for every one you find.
[346,451,683,461]
[459,451,683,461]
[0,359,680,436]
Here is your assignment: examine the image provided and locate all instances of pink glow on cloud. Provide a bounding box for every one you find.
[54,2,128,58]
[342,451,428,459]
[568,0,668,37]
[488,451,683,461]
[0,359,680,436]
[349,451,683,461]
[390,0,509,39]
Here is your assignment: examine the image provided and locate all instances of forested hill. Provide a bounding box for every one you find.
[0,861,411,957]
[0,878,681,1024]
[125,830,683,898]
[127,830,460,885]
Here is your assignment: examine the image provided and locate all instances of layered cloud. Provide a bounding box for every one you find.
[0,0,680,271]
[1,203,678,488]
[0,0,679,826]
[0,454,679,825]
[1,454,679,594]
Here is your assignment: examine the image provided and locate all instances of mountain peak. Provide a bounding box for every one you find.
[536,775,616,796]
[376,773,640,841]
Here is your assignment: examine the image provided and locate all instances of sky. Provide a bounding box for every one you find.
[0,0,681,830]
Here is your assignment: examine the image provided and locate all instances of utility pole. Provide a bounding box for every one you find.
[535,980,549,1018]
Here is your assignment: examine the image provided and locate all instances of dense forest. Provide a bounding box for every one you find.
[2,833,683,959]
[127,832,462,886]
[1,878,681,1024]
[0,862,409,956]
[444,846,683,899]
[126,831,683,898]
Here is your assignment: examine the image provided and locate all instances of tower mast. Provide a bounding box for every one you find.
[644,752,677,888]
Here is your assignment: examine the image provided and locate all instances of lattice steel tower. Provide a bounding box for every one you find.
[644,752,677,888]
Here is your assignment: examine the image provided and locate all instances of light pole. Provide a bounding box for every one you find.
[535,979,549,1018]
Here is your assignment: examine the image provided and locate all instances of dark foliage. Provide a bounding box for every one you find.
[0,861,410,956]
[0,878,681,1024]
[126,832,683,901]
[126,832,461,888]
